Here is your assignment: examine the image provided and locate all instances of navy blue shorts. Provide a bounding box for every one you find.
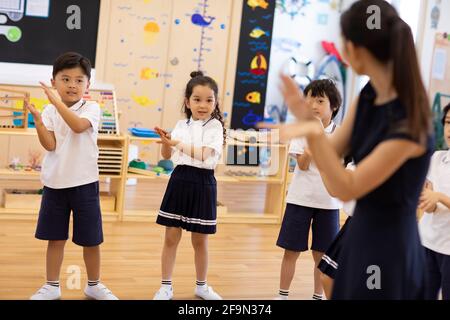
[277,203,339,252]
[424,246,450,300]
[35,181,103,247]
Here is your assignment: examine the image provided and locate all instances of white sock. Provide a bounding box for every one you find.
[46,280,60,288]
[312,293,323,300]
[88,279,100,287]
[161,279,172,289]
[196,280,207,290]
[279,289,289,299]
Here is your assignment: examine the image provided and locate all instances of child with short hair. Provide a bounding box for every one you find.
[419,103,450,300]
[276,79,342,300]
[27,52,117,300]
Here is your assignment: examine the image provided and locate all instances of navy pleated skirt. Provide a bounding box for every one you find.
[318,217,352,279]
[157,165,217,234]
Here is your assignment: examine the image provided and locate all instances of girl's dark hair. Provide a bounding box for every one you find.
[341,0,430,142]
[443,103,450,126]
[183,71,226,144]
[52,52,92,80]
[304,79,342,119]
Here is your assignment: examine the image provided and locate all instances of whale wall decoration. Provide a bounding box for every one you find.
[230,0,275,130]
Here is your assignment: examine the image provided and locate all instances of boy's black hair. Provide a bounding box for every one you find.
[303,79,342,119]
[52,52,92,80]
[442,103,450,126]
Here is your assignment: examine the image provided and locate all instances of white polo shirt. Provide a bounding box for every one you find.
[342,162,356,217]
[285,121,342,210]
[170,117,223,170]
[40,100,100,189]
[419,150,450,255]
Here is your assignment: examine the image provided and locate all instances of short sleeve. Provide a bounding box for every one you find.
[41,104,55,131]
[426,152,439,186]
[288,138,305,155]
[202,120,223,154]
[79,102,100,132]
[170,120,185,141]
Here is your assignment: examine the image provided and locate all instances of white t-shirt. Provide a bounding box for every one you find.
[170,117,223,170]
[40,100,100,189]
[342,162,356,217]
[419,150,450,255]
[285,122,342,210]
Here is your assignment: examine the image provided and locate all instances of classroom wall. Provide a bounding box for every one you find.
[99,0,233,132]
[265,0,356,124]
[97,0,235,164]
[420,0,450,90]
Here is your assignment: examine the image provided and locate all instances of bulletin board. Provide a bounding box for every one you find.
[0,0,100,66]
[429,33,450,149]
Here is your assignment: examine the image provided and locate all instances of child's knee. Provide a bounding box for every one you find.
[283,249,300,260]
[48,240,67,248]
[165,234,181,247]
[191,234,207,249]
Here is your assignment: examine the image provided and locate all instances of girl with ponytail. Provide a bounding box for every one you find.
[259,0,433,299]
[153,71,225,300]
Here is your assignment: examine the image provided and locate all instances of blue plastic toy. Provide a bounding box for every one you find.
[128,128,160,138]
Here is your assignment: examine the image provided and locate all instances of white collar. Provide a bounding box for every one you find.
[187,116,212,126]
[324,121,336,134]
[68,99,86,111]
[443,149,450,164]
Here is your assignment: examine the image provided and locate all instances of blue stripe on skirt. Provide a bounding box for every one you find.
[157,165,217,234]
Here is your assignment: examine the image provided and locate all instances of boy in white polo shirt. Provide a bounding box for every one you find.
[276,79,342,300]
[419,103,450,300]
[26,52,117,300]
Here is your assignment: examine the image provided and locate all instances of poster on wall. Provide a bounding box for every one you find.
[230,0,275,130]
[0,0,100,66]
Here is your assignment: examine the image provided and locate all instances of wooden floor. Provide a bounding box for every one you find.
[0,220,319,300]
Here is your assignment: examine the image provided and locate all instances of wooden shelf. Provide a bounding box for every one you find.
[0,128,125,142]
[0,168,122,179]
[0,128,289,225]
[0,128,37,136]
[126,173,169,180]
[125,172,283,184]
[98,134,125,141]
[0,168,41,176]
[127,134,160,142]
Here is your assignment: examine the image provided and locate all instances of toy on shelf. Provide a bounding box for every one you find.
[129,159,147,170]
[28,149,42,170]
[83,89,120,135]
[128,127,160,138]
[127,158,174,176]
[8,156,41,172]
[158,159,174,172]
[0,87,30,130]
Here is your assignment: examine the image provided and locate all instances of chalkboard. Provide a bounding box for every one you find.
[0,0,100,66]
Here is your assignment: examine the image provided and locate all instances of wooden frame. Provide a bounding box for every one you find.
[0,87,30,131]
